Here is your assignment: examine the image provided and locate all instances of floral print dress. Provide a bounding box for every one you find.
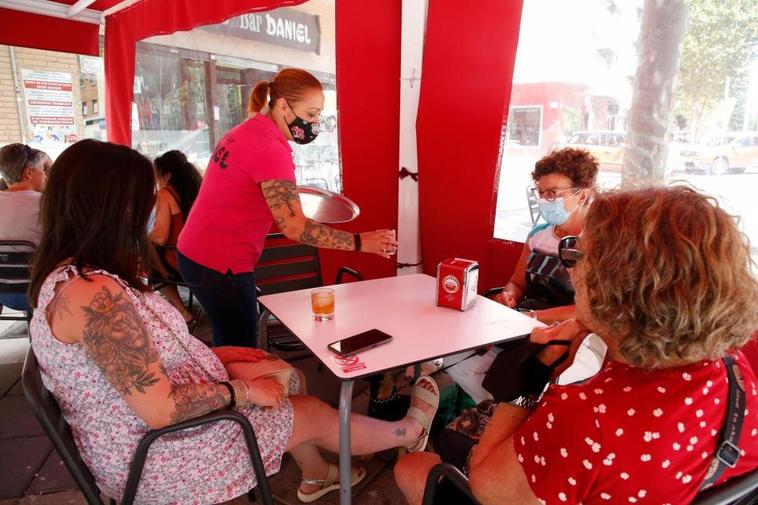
[30,265,295,504]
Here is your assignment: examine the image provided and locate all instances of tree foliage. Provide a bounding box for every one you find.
[675,0,758,132]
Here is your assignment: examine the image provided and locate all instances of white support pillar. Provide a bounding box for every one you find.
[397,0,427,275]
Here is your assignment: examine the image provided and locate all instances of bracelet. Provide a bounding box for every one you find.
[219,381,235,408]
[353,233,361,252]
[230,379,249,407]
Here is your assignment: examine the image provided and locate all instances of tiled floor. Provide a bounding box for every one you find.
[0,302,411,505]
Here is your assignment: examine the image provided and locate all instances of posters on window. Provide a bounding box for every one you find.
[21,69,78,145]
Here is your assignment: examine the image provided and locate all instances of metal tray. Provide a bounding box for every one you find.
[297,186,360,224]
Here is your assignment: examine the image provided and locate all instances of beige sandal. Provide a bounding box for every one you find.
[406,375,440,452]
[297,463,366,503]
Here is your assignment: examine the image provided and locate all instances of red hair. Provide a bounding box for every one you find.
[248,68,322,114]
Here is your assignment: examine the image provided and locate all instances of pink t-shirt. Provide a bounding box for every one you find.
[178,114,295,273]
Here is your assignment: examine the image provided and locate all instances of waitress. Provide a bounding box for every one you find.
[178,68,396,347]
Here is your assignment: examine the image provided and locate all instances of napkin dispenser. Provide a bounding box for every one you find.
[436,258,479,311]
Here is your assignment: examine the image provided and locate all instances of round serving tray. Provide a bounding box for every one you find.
[297,186,360,224]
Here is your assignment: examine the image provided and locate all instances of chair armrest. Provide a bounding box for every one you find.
[422,463,480,505]
[336,266,364,284]
[484,286,504,298]
[121,409,273,505]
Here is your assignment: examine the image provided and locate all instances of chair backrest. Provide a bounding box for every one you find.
[0,240,35,295]
[421,462,480,505]
[21,349,106,505]
[526,186,541,225]
[254,233,323,295]
[693,467,758,505]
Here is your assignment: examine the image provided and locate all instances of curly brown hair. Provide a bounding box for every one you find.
[579,186,758,368]
[532,148,599,188]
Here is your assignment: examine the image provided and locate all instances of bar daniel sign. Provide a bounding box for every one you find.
[205,8,320,54]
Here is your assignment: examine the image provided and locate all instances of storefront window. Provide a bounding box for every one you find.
[494,0,758,266]
[132,0,341,192]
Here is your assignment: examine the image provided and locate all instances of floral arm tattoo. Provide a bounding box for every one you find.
[81,286,230,424]
[261,179,356,250]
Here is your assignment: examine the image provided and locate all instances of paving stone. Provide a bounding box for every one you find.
[25,449,77,495]
[0,436,52,500]
[6,380,23,396]
[0,363,22,396]
[267,450,396,505]
[0,396,44,439]
[0,339,29,366]
[16,491,85,505]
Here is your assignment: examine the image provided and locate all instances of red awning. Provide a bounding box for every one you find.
[0,1,130,56]
[0,7,100,56]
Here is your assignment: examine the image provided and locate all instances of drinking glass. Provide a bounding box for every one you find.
[311,288,335,321]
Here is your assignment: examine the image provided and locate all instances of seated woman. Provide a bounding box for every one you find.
[396,186,758,505]
[494,147,597,324]
[148,150,202,323]
[441,149,600,409]
[29,139,440,504]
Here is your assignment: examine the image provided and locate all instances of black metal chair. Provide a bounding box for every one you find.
[0,240,35,325]
[22,348,274,505]
[255,233,362,353]
[421,463,480,505]
[526,185,541,225]
[693,467,758,505]
[420,462,758,505]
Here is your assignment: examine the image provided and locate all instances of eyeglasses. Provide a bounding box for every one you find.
[530,187,579,203]
[558,235,583,268]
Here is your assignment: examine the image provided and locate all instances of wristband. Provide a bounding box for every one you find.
[219,381,235,407]
[353,233,362,252]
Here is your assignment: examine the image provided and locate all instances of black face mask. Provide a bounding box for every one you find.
[286,102,319,145]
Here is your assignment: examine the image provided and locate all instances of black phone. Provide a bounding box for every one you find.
[327,329,393,357]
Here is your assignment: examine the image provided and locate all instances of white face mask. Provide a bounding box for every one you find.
[539,189,582,225]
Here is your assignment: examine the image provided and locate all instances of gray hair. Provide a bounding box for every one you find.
[0,143,44,183]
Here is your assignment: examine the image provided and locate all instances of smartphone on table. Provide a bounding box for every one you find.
[327,329,393,357]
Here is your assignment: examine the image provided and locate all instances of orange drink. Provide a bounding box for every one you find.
[311,288,335,321]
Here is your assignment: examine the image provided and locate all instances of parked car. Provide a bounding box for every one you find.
[679,133,758,175]
[562,130,626,169]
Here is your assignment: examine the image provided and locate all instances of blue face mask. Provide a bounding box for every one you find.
[539,197,571,225]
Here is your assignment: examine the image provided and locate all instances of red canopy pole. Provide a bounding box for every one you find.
[103,0,306,146]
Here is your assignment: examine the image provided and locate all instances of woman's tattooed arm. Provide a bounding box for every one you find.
[79,284,231,427]
[261,179,356,250]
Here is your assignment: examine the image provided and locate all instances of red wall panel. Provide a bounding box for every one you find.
[318,0,401,283]
[417,0,524,290]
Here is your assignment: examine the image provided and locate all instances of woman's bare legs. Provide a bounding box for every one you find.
[228,362,437,494]
[394,452,442,505]
[286,379,437,454]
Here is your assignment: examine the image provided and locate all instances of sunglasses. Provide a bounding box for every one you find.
[558,235,583,268]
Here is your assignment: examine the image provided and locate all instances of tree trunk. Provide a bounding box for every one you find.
[623,0,689,182]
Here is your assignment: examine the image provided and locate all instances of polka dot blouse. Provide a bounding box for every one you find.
[514,352,758,504]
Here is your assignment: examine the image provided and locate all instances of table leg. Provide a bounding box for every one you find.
[339,380,354,505]
[257,309,270,351]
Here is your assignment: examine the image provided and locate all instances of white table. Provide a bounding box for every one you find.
[257,273,541,505]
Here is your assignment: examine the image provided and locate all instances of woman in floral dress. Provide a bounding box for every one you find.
[28,139,439,504]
